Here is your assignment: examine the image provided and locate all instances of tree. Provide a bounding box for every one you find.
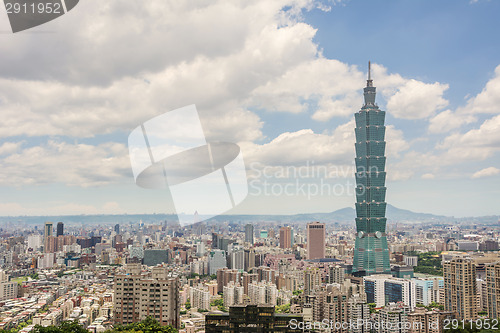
[111,317,177,333]
[32,320,89,333]
[210,299,224,307]
[185,300,191,310]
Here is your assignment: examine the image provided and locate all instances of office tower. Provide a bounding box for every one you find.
[306,222,325,260]
[43,222,53,253]
[209,250,227,275]
[244,223,254,244]
[329,265,345,284]
[353,62,391,275]
[205,305,302,333]
[443,257,477,320]
[364,274,416,309]
[244,248,256,272]
[114,264,179,328]
[114,224,120,234]
[56,222,64,237]
[303,268,321,296]
[279,226,292,249]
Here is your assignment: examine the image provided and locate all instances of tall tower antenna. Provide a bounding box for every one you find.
[368,61,371,81]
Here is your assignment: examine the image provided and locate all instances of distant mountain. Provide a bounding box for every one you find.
[0,205,497,226]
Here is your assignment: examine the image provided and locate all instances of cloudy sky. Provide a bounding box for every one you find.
[0,0,499,218]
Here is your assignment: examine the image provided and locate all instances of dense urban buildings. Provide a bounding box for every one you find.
[0,76,498,333]
[353,63,391,275]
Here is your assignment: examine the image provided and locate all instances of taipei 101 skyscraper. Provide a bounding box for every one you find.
[352,62,391,275]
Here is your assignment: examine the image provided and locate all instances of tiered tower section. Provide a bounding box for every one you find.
[353,62,391,275]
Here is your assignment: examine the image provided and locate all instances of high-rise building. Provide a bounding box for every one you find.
[244,224,254,244]
[114,264,179,328]
[348,294,370,333]
[189,285,211,311]
[56,222,64,237]
[43,222,53,253]
[114,223,120,234]
[329,265,345,284]
[364,274,416,309]
[209,250,227,275]
[353,63,391,275]
[443,257,477,320]
[279,226,292,249]
[303,268,321,296]
[307,222,325,260]
[486,262,500,318]
[0,270,18,301]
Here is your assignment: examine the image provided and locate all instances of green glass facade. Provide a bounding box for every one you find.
[353,69,391,275]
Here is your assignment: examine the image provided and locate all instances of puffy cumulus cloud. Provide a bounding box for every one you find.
[0,141,130,187]
[421,173,435,179]
[249,59,363,119]
[242,120,355,167]
[370,64,449,120]
[428,109,476,134]
[426,64,500,134]
[472,167,500,179]
[0,142,22,155]
[438,114,500,162]
[0,1,311,84]
[0,0,329,141]
[385,79,449,120]
[461,65,500,114]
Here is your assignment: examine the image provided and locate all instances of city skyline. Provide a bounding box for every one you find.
[0,1,499,218]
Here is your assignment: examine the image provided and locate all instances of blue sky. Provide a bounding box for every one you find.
[0,0,498,218]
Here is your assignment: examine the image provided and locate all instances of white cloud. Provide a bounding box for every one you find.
[242,120,355,167]
[472,167,500,179]
[438,114,500,162]
[428,109,476,134]
[249,58,363,120]
[0,141,130,187]
[385,79,449,120]
[421,173,435,179]
[0,142,22,155]
[461,64,500,114]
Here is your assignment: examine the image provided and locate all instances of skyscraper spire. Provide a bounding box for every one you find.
[364,61,376,105]
[367,61,372,85]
